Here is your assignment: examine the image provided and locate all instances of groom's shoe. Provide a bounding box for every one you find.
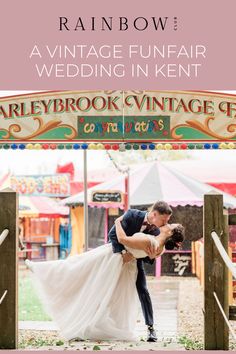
[147,326,157,342]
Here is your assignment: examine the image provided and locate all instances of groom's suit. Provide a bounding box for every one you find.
[108,209,160,327]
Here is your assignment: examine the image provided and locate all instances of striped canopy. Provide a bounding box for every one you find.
[19,196,69,218]
[61,161,236,209]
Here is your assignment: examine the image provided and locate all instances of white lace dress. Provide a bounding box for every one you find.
[28,234,160,341]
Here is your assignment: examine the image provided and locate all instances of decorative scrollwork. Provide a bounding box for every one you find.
[2,117,77,140]
[0,128,11,139]
[171,116,236,140]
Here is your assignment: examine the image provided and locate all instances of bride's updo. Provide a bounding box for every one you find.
[165,224,185,250]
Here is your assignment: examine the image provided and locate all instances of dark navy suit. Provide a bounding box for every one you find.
[108,209,160,326]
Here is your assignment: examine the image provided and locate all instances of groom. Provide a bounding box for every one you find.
[108,201,172,342]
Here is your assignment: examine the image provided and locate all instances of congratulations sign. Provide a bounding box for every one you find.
[77,116,170,140]
[1,90,236,142]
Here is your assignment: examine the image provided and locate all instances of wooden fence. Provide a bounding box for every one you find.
[200,193,236,350]
[0,189,18,349]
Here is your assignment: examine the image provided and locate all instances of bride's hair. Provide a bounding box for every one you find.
[164,224,185,250]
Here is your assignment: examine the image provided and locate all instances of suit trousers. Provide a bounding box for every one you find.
[136,259,154,326]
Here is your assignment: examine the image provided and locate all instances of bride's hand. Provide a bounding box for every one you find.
[115,216,123,224]
[145,244,157,259]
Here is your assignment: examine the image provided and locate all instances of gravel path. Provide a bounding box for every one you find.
[177,276,236,350]
[177,277,204,349]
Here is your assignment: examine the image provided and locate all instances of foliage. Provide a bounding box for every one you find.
[19,336,57,348]
[56,340,65,346]
[93,345,101,350]
[178,335,203,350]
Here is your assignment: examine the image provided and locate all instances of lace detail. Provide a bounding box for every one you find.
[125,234,161,259]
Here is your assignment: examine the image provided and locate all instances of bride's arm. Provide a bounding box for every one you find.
[115,218,151,251]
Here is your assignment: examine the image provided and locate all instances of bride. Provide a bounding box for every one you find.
[25,221,184,341]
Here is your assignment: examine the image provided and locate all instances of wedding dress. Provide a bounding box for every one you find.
[26,233,160,341]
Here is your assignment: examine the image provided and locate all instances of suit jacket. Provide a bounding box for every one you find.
[108,209,160,264]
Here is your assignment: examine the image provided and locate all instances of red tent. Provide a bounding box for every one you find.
[19,196,69,218]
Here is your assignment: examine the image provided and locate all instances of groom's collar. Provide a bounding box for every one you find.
[143,212,152,225]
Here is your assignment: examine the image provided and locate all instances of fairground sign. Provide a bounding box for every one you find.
[10,174,70,197]
[92,190,123,203]
[1,90,236,143]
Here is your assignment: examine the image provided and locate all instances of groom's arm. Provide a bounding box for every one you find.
[113,220,157,264]
[108,209,133,253]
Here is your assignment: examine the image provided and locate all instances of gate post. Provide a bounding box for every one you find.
[204,193,229,350]
[0,189,18,349]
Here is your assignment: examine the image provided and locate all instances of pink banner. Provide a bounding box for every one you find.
[0,0,236,89]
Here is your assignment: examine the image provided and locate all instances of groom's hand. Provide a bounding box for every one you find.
[145,245,157,259]
[122,252,134,264]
